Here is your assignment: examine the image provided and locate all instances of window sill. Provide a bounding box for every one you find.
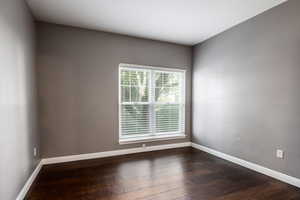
[119,134,186,144]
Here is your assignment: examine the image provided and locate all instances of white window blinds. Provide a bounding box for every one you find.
[119,64,185,141]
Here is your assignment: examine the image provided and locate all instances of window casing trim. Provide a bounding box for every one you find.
[119,133,186,144]
[119,63,186,73]
[118,63,186,144]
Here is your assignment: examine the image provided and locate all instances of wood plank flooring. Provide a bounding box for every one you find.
[26,147,300,200]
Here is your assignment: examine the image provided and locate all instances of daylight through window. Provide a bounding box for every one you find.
[119,64,185,143]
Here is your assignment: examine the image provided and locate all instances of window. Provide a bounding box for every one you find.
[119,63,185,143]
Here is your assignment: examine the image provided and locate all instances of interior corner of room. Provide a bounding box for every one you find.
[1,0,300,199]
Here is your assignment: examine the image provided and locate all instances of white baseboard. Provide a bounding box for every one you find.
[42,142,192,165]
[17,142,300,199]
[16,161,43,200]
[191,142,300,188]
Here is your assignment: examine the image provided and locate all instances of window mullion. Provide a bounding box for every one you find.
[149,70,156,136]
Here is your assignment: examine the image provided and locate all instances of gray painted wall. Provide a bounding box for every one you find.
[0,0,39,199]
[193,0,300,179]
[36,22,192,158]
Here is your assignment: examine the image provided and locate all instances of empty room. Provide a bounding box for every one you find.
[2,0,300,199]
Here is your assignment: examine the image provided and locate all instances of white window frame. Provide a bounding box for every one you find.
[118,63,186,144]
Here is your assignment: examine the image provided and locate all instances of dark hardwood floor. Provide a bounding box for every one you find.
[26,147,300,200]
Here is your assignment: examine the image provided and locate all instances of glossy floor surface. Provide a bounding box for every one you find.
[26,148,300,200]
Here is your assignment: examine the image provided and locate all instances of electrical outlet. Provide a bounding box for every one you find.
[276,149,284,159]
[142,144,146,148]
[34,147,37,157]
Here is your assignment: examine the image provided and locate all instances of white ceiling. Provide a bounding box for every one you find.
[26,0,287,45]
